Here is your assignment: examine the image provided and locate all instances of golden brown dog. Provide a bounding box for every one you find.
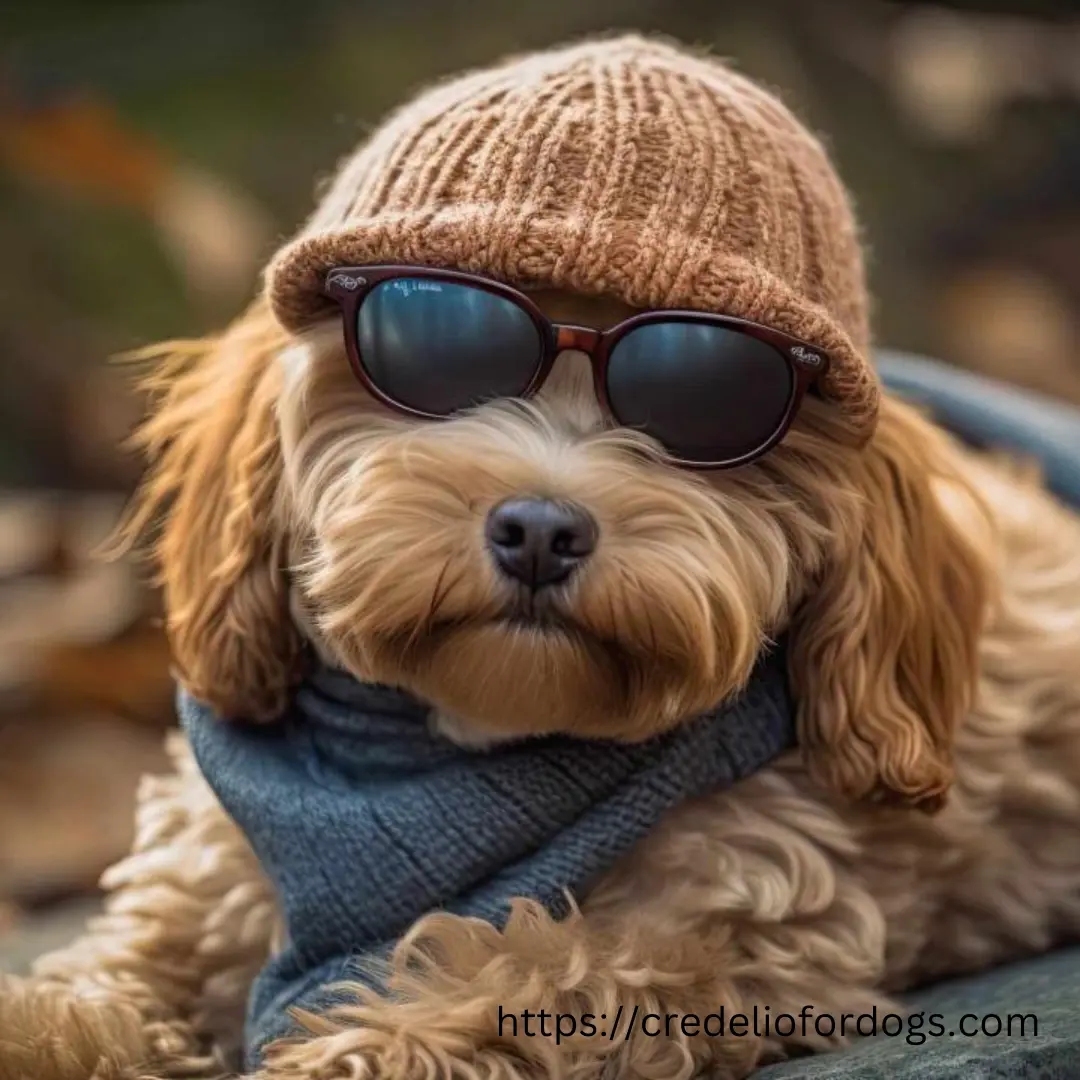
[1,282,1078,1080]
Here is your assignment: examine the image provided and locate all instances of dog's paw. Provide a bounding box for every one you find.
[0,976,147,1080]
[0,976,207,1080]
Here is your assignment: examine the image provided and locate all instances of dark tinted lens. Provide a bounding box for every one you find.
[606,321,795,463]
[356,277,543,414]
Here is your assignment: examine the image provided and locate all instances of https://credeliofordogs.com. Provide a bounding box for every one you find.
[496,1004,1038,1046]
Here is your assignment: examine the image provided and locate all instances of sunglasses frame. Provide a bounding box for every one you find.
[322,264,831,469]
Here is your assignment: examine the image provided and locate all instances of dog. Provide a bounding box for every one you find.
[2,34,1079,1080]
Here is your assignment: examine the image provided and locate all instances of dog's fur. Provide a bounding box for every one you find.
[2,289,1079,1080]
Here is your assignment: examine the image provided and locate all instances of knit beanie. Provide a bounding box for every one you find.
[266,34,880,440]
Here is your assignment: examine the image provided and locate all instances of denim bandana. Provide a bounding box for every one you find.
[180,641,796,1065]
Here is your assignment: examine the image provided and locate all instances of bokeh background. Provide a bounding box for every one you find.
[1,0,1078,963]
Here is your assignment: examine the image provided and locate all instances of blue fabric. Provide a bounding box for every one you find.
[180,642,797,1066]
[877,351,1080,507]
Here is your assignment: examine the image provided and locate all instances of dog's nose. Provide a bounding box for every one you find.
[485,498,598,589]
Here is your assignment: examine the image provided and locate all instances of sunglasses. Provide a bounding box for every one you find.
[323,265,830,469]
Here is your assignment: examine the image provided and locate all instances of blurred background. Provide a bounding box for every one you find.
[1,0,1078,965]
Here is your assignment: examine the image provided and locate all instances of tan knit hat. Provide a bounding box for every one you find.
[267,35,880,440]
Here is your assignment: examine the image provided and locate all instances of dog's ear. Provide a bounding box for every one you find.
[117,299,303,721]
[789,397,995,812]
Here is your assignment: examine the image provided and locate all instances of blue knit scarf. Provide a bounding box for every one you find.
[180,642,795,1065]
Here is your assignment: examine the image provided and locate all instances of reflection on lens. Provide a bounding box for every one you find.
[606,321,795,463]
[357,277,543,414]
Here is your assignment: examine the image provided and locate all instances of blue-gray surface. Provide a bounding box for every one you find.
[877,351,1080,507]
[758,947,1080,1080]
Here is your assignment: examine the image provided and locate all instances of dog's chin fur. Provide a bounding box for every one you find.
[274,318,824,742]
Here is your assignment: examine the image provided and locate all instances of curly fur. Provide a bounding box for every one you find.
[2,289,1078,1080]
[0,732,274,1079]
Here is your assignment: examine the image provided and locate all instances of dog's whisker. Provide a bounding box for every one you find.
[424,558,456,627]
[420,562,473,646]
